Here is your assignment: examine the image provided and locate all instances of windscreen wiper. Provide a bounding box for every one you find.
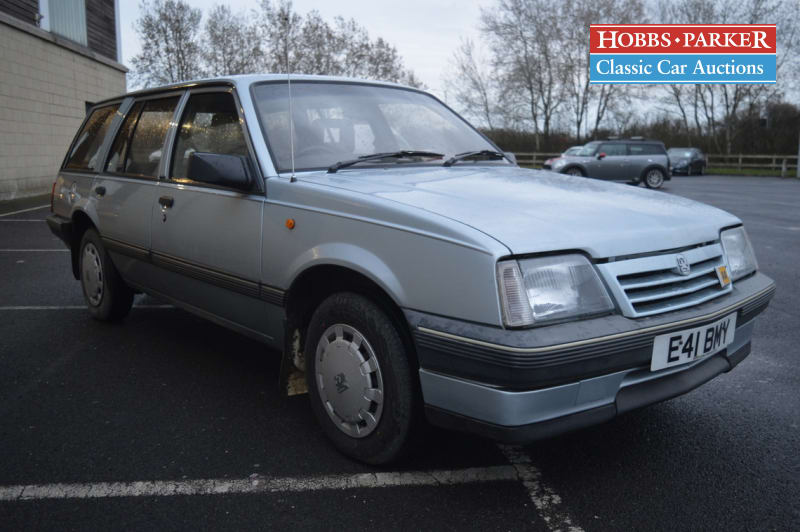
[443,149,506,167]
[328,151,444,173]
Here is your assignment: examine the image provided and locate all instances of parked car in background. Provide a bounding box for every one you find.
[544,138,671,189]
[47,75,774,464]
[669,147,707,175]
[544,146,582,168]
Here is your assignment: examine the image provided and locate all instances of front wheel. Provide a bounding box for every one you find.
[79,228,134,321]
[564,166,585,177]
[644,168,665,189]
[305,292,419,464]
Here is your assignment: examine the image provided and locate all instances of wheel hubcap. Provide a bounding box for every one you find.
[567,168,582,176]
[315,323,384,438]
[81,242,104,306]
[647,170,663,187]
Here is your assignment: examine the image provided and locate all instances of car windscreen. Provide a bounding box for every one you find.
[251,82,501,172]
[668,149,695,158]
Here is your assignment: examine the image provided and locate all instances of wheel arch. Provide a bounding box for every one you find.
[283,262,419,380]
[69,209,96,279]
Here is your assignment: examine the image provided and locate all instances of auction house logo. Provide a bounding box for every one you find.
[589,24,776,84]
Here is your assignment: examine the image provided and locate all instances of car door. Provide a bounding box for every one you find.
[147,88,269,339]
[592,143,628,180]
[94,93,182,286]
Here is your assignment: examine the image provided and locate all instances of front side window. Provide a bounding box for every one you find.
[252,82,502,172]
[171,92,248,180]
[577,142,601,156]
[105,97,179,178]
[65,104,119,172]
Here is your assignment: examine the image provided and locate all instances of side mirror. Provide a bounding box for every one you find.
[503,152,517,165]
[597,152,606,160]
[187,152,252,191]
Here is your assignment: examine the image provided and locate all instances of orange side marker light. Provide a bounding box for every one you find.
[286,218,296,230]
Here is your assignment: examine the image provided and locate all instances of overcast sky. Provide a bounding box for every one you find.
[118,0,485,98]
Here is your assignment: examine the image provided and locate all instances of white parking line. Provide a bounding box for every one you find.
[499,445,584,532]
[0,465,519,501]
[0,205,49,217]
[0,305,173,310]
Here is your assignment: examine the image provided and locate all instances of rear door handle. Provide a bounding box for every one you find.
[158,196,174,208]
[94,186,106,197]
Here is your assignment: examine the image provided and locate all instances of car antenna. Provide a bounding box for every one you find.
[283,13,296,183]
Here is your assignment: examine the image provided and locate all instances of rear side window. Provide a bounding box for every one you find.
[599,143,627,156]
[171,92,248,180]
[629,144,665,155]
[106,97,179,178]
[64,104,119,171]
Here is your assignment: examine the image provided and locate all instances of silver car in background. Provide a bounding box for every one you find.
[47,75,774,464]
[544,138,672,189]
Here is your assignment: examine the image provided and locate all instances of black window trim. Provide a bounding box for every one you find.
[163,86,264,195]
[249,79,508,175]
[60,100,125,174]
[101,91,185,182]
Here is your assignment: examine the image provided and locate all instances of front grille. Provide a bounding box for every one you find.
[599,243,732,317]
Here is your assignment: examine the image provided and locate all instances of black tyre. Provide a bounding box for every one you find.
[564,166,585,177]
[305,292,419,464]
[644,168,665,189]
[79,228,134,321]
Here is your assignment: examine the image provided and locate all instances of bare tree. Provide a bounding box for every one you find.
[560,0,644,141]
[255,1,420,85]
[203,5,263,76]
[446,39,497,129]
[480,0,568,149]
[660,0,800,153]
[130,0,204,87]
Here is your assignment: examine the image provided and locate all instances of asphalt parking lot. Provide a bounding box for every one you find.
[0,175,798,531]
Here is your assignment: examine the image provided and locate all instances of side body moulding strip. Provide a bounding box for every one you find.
[101,236,285,306]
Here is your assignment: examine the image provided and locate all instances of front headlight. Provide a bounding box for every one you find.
[721,226,758,281]
[552,158,567,168]
[497,254,614,327]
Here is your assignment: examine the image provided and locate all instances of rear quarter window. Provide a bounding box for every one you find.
[64,104,119,171]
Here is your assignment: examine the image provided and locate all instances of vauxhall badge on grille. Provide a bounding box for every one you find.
[675,254,691,275]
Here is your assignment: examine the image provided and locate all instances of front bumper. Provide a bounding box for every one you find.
[408,272,775,443]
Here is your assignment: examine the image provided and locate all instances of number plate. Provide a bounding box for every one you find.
[651,313,737,371]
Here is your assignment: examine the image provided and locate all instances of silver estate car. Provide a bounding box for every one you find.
[47,75,775,464]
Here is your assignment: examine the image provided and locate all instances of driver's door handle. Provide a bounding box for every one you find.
[158,196,174,208]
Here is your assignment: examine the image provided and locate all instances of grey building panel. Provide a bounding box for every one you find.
[0,0,38,25]
[86,0,117,61]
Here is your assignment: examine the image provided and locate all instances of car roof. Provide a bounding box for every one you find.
[92,73,417,107]
[592,139,665,145]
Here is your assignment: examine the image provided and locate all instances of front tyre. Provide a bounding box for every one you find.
[564,166,585,177]
[306,292,419,464]
[644,168,665,189]
[79,228,134,321]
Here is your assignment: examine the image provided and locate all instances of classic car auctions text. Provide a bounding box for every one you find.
[589,24,777,84]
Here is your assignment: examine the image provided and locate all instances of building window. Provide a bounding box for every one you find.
[41,0,88,46]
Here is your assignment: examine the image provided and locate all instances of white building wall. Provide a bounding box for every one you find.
[0,19,126,200]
